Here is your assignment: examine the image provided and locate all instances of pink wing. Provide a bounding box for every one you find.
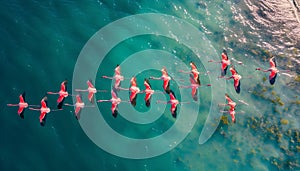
[145,92,152,101]
[269,57,276,68]
[19,94,25,103]
[222,62,228,71]
[233,78,240,87]
[75,107,81,116]
[144,81,151,89]
[57,95,64,104]
[130,90,137,101]
[221,53,228,60]
[18,107,25,115]
[88,92,94,102]
[225,94,233,103]
[189,76,197,85]
[234,79,240,87]
[111,90,117,99]
[230,68,237,75]
[87,80,94,88]
[76,95,82,103]
[269,71,276,80]
[190,62,197,70]
[130,77,137,87]
[60,81,66,92]
[191,87,197,97]
[163,79,169,90]
[111,103,117,113]
[41,100,47,108]
[229,110,236,123]
[39,112,46,123]
[171,103,177,114]
[192,72,199,82]
[169,92,176,100]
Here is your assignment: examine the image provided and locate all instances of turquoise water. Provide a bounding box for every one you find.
[1,0,299,170]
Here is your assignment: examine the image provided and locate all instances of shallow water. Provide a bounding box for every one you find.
[1,0,299,171]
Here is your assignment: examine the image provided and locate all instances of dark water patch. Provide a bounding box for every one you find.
[196,2,207,10]
[233,0,241,4]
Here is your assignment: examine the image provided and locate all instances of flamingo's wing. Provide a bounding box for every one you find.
[169,92,176,100]
[145,92,152,107]
[191,87,198,101]
[144,80,151,89]
[234,80,241,94]
[57,95,64,104]
[60,81,66,92]
[225,94,233,103]
[87,80,94,88]
[19,93,25,103]
[88,92,94,103]
[190,62,197,70]
[230,67,237,75]
[75,106,81,116]
[221,64,228,76]
[111,103,118,118]
[222,50,228,60]
[269,72,277,85]
[129,90,136,102]
[111,90,118,99]
[41,99,47,108]
[145,92,152,101]
[17,107,25,119]
[130,90,137,107]
[57,96,65,109]
[171,103,178,118]
[39,112,47,126]
[76,95,82,103]
[130,77,137,87]
[191,71,200,85]
[163,79,170,93]
[189,74,197,85]
[230,111,236,123]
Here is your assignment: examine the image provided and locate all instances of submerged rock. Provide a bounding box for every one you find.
[280,119,289,125]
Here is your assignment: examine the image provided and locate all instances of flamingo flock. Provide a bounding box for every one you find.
[7,50,288,125]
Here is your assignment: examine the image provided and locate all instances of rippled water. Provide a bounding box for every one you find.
[0,0,299,171]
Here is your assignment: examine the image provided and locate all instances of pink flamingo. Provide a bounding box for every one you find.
[209,50,231,76]
[97,90,129,118]
[47,80,72,109]
[221,50,231,76]
[225,93,236,111]
[7,92,34,119]
[255,57,290,85]
[226,66,242,94]
[64,94,94,120]
[143,78,155,107]
[219,93,247,123]
[75,80,106,103]
[129,77,140,107]
[179,61,201,85]
[180,73,211,101]
[219,93,248,109]
[102,65,125,90]
[220,108,246,124]
[140,78,165,107]
[149,67,171,94]
[221,109,237,123]
[29,96,55,126]
[157,90,189,118]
